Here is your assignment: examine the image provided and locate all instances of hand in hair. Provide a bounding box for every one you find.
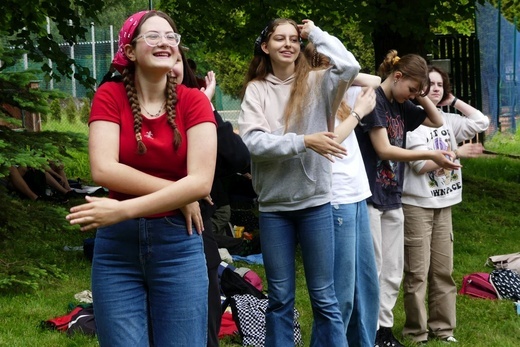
[353,87,376,119]
[303,132,347,162]
[298,19,315,40]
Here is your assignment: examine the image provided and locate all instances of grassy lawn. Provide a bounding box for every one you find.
[1,129,519,346]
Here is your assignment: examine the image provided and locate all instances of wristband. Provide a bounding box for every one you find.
[450,97,458,108]
[351,111,365,126]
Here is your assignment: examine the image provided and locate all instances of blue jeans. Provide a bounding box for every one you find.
[260,203,347,347]
[92,216,208,347]
[333,200,379,346]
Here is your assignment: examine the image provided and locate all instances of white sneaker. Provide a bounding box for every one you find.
[444,336,458,343]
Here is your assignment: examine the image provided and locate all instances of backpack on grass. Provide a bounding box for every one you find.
[41,304,96,336]
[458,272,498,300]
[489,268,520,301]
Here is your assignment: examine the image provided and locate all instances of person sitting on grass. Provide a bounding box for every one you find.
[8,165,76,202]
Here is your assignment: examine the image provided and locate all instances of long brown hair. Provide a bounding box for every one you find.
[123,11,181,154]
[241,18,311,130]
[378,49,429,97]
[304,42,351,121]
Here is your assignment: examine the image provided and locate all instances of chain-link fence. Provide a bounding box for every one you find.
[476,1,519,134]
[2,23,242,132]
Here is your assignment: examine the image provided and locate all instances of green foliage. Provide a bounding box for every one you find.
[0,71,67,119]
[205,52,249,97]
[79,98,91,124]
[0,0,107,89]
[0,188,73,292]
[64,98,78,123]
[0,128,87,179]
[488,0,520,30]
[49,99,62,122]
[485,127,520,156]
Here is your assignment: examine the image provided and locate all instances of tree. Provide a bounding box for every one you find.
[160,0,487,90]
[0,0,108,88]
[0,0,106,177]
[488,0,520,29]
[161,0,378,95]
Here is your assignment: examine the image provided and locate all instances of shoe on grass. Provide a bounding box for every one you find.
[443,336,458,343]
[376,327,404,347]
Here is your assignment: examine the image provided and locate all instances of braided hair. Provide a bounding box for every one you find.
[121,11,182,154]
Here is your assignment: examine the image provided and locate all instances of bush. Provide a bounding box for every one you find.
[79,98,91,124]
[65,98,77,123]
[49,98,62,122]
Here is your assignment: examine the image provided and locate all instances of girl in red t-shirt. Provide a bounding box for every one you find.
[66,10,216,347]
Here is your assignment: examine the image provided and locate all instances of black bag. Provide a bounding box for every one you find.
[220,266,265,313]
[489,269,520,301]
[66,305,96,336]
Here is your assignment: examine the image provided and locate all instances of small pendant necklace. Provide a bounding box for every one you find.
[140,99,166,117]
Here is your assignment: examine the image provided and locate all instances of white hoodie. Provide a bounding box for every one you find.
[402,110,490,208]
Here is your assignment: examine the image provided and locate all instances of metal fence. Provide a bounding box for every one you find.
[2,23,243,130]
[476,1,519,134]
[5,2,519,134]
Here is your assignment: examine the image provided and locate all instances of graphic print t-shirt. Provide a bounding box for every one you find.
[355,86,426,210]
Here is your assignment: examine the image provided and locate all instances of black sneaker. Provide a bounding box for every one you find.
[374,328,384,347]
[379,327,404,347]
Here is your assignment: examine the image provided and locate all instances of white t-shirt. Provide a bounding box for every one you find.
[331,86,372,205]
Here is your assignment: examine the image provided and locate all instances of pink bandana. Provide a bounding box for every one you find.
[112,11,149,74]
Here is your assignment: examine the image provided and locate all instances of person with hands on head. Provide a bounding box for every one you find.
[353,50,461,347]
[305,41,381,346]
[66,10,217,347]
[239,18,360,347]
[401,65,489,344]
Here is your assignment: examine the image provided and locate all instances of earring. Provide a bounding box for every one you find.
[393,79,397,85]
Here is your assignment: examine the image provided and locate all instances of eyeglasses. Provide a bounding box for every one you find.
[134,32,181,47]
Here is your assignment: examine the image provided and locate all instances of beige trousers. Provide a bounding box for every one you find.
[402,204,457,341]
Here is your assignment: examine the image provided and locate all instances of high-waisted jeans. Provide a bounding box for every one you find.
[92,216,208,347]
[260,203,347,347]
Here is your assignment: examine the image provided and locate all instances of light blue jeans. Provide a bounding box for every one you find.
[332,200,379,346]
[92,216,208,347]
[260,203,347,347]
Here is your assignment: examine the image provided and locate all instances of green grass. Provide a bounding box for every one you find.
[1,132,519,346]
[42,118,89,135]
[484,127,520,156]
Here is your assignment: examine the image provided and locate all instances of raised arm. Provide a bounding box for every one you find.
[417,95,444,128]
